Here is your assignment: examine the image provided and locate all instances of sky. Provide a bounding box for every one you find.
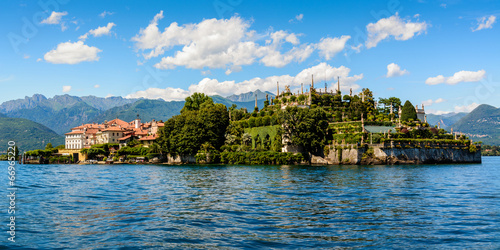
[1,0,499,114]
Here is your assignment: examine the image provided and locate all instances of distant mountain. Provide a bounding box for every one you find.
[0,93,268,135]
[92,99,185,123]
[0,117,64,152]
[3,100,101,135]
[80,96,138,111]
[450,104,500,145]
[426,112,468,129]
[226,90,275,102]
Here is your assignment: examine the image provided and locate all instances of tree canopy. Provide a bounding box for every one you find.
[158,94,230,156]
[280,106,329,157]
[401,100,417,121]
[181,92,213,113]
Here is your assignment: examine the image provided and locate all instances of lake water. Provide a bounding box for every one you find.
[1,157,500,249]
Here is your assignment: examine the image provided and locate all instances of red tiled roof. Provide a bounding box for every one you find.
[65,130,84,135]
[118,135,132,141]
[106,118,129,127]
[138,134,157,141]
[103,127,127,132]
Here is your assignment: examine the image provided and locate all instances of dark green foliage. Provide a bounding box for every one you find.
[182,93,213,113]
[378,97,401,115]
[280,106,329,156]
[158,95,230,156]
[401,100,417,122]
[220,151,304,165]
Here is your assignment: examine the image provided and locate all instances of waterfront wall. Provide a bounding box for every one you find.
[325,146,481,165]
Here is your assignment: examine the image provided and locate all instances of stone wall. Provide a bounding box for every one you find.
[166,154,196,164]
[326,146,481,165]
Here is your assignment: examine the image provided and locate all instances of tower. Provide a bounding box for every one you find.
[135,114,141,129]
[255,94,258,109]
[337,76,340,95]
[311,74,314,89]
[308,84,312,105]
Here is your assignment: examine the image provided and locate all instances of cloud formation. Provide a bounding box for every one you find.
[317,35,350,60]
[386,63,409,77]
[132,12,345,73]
[454,102,480,113]
[44,41,101,64]
[62,86,72,92]
[366,13,428,48]
[79,22,116,40]
[472,15,496,32]
[425,70,486,85]
[99,11,114,18]
[41,11,67,24]
[126,63,363,101]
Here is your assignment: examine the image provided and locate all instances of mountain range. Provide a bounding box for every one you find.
[449,104,500,146]
[2,92,499,150]
[0,91,270,151]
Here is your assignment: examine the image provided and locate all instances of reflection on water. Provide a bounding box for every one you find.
[2,158,500,249]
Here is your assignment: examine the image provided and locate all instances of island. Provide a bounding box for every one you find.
[21,78,481,165]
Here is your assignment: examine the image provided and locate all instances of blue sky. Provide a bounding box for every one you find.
[1,0,499,114]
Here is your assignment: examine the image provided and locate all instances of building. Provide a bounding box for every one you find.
[416,104,426,123]
[64,116,164,149]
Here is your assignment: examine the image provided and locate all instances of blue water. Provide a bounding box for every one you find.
[1,157,500,249]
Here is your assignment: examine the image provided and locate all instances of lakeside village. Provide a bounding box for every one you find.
[21,77,481,165]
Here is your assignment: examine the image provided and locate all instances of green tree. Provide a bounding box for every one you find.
[158,95,229,156]
[401,100,417,122]
[378,97,402,115]
[181,92,213,113]
[280,106,329,160]
[45,143,53,150]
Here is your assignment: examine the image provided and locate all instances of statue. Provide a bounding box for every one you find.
[285,85,291,93]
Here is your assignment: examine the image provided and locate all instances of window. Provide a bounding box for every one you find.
[112,133,115,136]
[112,139,115,142]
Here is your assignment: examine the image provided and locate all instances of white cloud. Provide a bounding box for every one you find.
[366,13,428,48]
[386,63,409,77]
[350,44,362,53]
[99,11,114,18]
[23,54,30,59]
[440,4,447,8]
[425,70,486,85]
[126,62,363,101]
[94,84,100,88]
[126,87,191,101]
[417,98,447,108]
[435,98,445,103]
[132,12,314,72]
[44,41,101,64]
[62,86,72,92]
[105,94,114,98]
[79,22,116,40]
[289,13,304,23]
[454,102,480,113]
[41,11,67,24]
[472,15,496,32]
[317,35,351,60]
[422,99,433,107]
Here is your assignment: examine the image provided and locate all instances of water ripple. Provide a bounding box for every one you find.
[1,158,500,249]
